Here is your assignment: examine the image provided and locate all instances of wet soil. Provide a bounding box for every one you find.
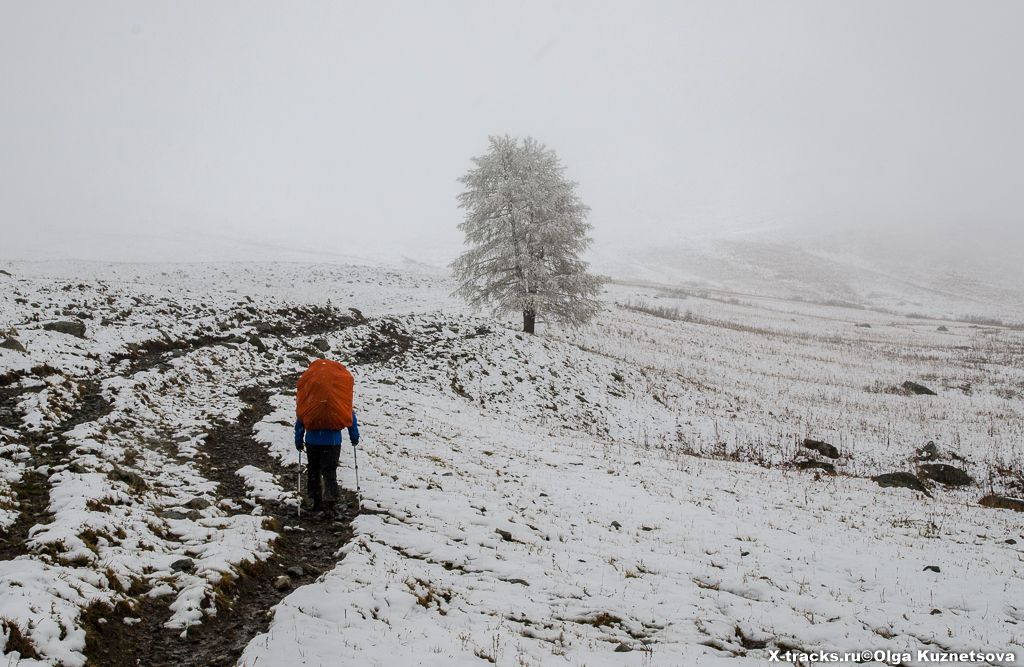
[82,385,359,667]
[0,379,112,560]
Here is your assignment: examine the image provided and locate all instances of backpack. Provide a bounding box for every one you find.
[296,359,354,430]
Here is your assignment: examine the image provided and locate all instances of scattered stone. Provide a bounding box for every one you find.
[246,335,268,353]
[312,338,330,352]
[170,558,194,573]
[930,609,942,615]
[109,467,147,492]
[495,528,513,542]
[286,565,305,578]
[614,642,633,653]
[802,438,840,459]
[611,521,621,530]
[902,381,936,396]
[979,495,1024,513]
[0,269,10,276]
[915,441,939,462]
[0,337,26,352]
[918,463,973,487]
[1005,539,1017,545]
[184,497,212,510]
[937,325,949,332]
[272,575,292,591]
[871,472,932,497]
[505,578,529,586]
[42,320,87,338]
[796,460,836,475]
[855,323,872,328]
[923,565,941,573]
[161,510,189,520]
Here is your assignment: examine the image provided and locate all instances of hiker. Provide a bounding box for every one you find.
[294,359,359,515]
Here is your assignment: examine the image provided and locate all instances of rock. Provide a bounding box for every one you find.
[0,337,26,352]
[109,467,147,492]
[161,510,189,520]
[855,323,872,328]
[42,320,87,338]
[312,338,330,352]
[796,460,836,475]
[247,335,268,353]
[923,565,941,573]
[495,528,513,542]
[170,558,194,573]
[902,381,936,396]
[802,438,840,459]
[979,495,1024,513]
[918,463,973,486]
[614,642,633,653]
[286,565,304,578]
[1005,539,1017,545]
[937,325,949,332]
[273,575,292,591]
[0,269,10,276]
[915,440,939,462]
[871,472,932,497]
[184,497,212,510]
[610,521,621,530]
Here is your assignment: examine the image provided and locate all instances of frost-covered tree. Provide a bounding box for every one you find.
[451,135,603,334]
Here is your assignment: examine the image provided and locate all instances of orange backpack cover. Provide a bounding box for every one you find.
[296,359,354,430]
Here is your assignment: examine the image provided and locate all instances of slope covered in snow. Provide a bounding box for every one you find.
[0,261,1021,666]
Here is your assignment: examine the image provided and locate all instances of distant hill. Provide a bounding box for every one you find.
[591,225,1024,323]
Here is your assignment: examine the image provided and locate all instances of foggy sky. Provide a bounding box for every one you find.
[2,1,1022,263]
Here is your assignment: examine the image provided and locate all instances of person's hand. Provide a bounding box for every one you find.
[351,438,359,447]
[295,443,305,452]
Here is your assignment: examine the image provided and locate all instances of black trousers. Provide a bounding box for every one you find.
[305,445,341,506]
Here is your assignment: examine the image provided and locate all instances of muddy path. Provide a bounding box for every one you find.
[0,379,112,561]
[83,383,359,667]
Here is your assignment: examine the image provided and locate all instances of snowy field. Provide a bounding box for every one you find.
[0,261,1022,666]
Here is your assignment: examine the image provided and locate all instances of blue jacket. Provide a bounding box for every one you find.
[295,412,359,449]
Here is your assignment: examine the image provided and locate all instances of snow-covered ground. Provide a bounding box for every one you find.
[0,261,1022,666]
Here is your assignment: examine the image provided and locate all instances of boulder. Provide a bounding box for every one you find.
[273,575,292,591]
[247,334,268,353]
[796,460,836,475]
[902,381,936,396]
[802,438,840,459]
[915,441,939,462]
[184,496,212,510]
[918,464,973,486]
[871,472,932,497]
[42,320,87,338]
[0,337,26,352]
[170,558,195,573]
[312,338,330,352]
[979,495,1024,513]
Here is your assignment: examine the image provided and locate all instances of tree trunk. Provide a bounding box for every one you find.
[523,309,536,334]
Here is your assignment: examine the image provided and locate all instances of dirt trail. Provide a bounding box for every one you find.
[0,379,112,561]
[82,384,359,667]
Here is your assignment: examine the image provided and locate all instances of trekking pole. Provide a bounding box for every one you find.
[297,448,302,517]
[352,443,360,494]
